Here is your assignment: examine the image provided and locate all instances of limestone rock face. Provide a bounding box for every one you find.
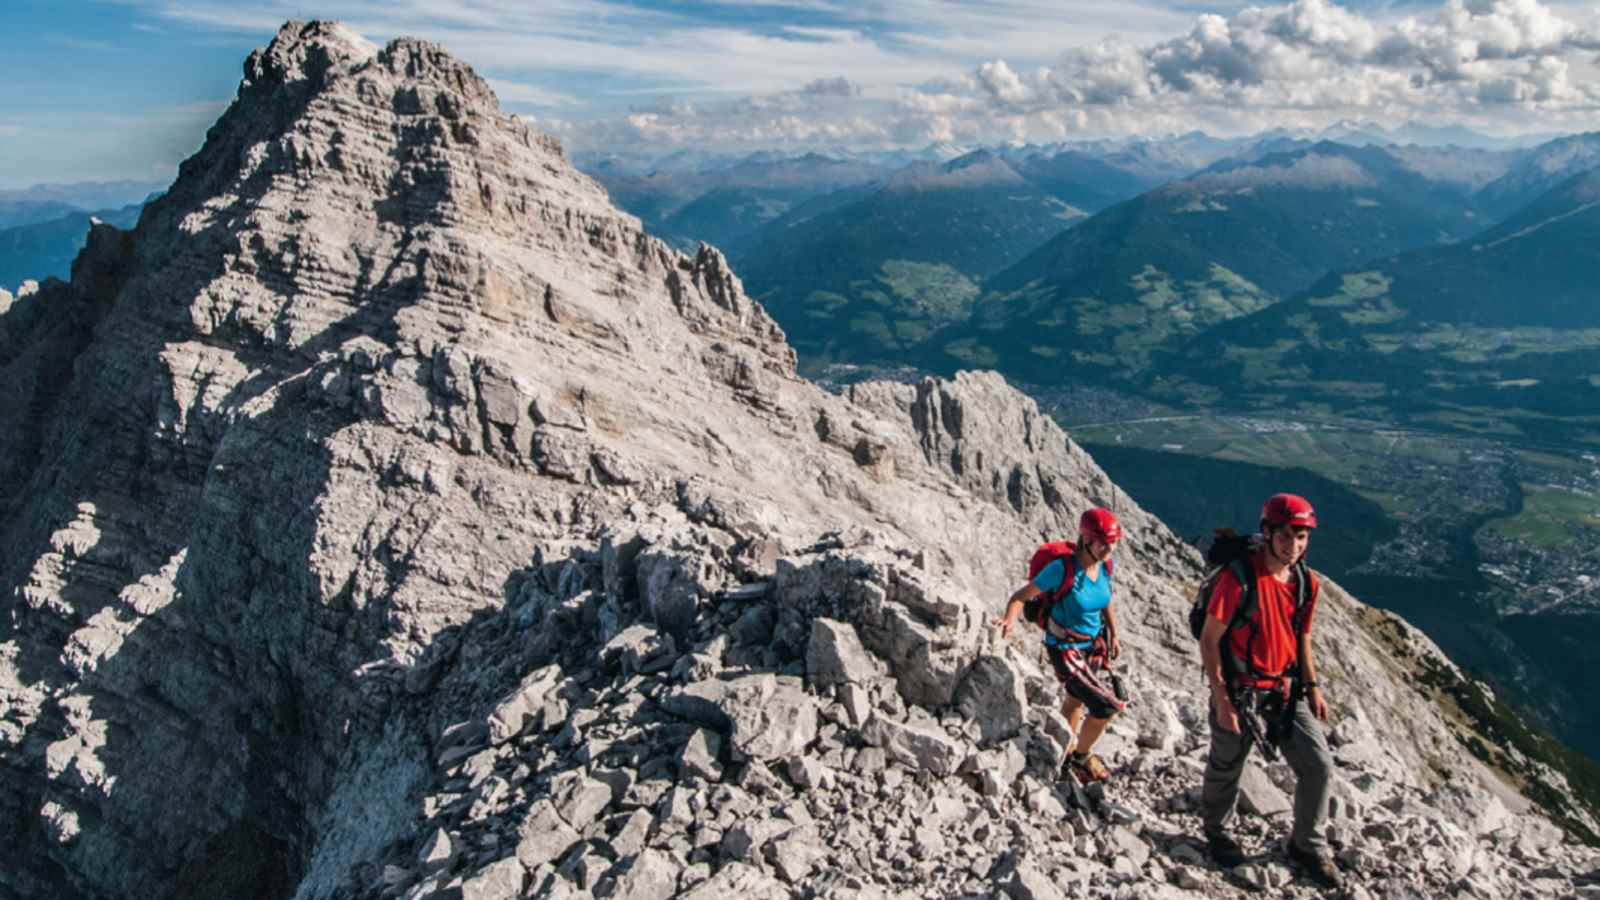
[1,18,1597,900]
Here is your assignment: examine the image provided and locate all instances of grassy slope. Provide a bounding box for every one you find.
[739,181,1083,367]
[1152,170,1600,444]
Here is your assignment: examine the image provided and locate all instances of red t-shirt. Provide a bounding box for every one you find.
[1206,552,1318,687]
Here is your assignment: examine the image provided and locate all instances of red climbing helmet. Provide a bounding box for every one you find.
[1079,507,1123,545]
[1260,493,1317,530]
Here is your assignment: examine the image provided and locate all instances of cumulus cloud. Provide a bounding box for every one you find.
[900,0,1600,146]
[1016,0,1597,103]
[976,60,1032,105]
[547,0,1599,154]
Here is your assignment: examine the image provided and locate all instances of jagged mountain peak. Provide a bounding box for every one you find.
[3,20,1597,900]
[127,17,790,375]
[244,20,380,89]
[878,151,1023,192]
[1476,131,1600,219]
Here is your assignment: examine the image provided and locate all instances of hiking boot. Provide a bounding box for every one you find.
[1066,751,1110,784]
[1205,831,1246,869]
[1287,841,1342,888]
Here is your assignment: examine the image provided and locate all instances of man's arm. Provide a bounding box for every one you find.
[1200,615,1240,733]
[1298,633,1329,721]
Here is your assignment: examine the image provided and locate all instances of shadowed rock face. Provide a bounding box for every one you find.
[1,20,1595,900]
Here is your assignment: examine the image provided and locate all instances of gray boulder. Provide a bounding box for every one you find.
[601,624,678,676]
[860,713,965,776]
[807,618,883,689]
[638,551,707,638]
[1001,859,1067,900]
[954,654,1027,745]
[1239,764,1292,818]
[610,848,681,900]
[680,728,724,782]
[487,665,561,745]
[661,680,737,732]
[516,802,580,871]
[677,862,787,898]
[458,857,529,900]
[724,675,819,762]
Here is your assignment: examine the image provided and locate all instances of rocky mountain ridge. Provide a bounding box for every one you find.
[1,20,1596,900]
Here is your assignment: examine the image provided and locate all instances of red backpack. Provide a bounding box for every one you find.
[1022,540,1113,629]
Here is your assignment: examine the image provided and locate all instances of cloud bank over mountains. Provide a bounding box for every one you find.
[546,0,1600,152]
[5,1,1598,189]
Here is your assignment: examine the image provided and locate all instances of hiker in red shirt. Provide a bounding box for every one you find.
[1198,493,1340,888]
[995,508,1127,784]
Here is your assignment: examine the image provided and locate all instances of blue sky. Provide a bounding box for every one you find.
[3,0,1598,190]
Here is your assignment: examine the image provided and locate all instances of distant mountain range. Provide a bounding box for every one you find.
[922,141,1489,383]
[1294,119,1560,152]
[585,152,896,254]
[577,130,1292,257]
[576,123,1558,255]
[0,201,148,288]
[580,128,1596,415]
[579,124,1574,310]
[731,148,1165,369]
[0,203,148,292]
[1475,132,1600,222]
[0,180,165,229]
[0,181,163,291]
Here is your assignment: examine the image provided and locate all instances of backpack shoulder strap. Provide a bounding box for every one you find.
[1289,560,1315,635]
[1219,556,1265,684]
[1050,551,1078,603]
[1224,557,1256,629]
[1213,557,1255,683]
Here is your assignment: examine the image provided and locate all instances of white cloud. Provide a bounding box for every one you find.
[976,60,1032,105]
[91,0,1600,161]
[880,0,1600,149]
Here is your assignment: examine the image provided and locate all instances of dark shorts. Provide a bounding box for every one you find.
[1048,646,1125,720]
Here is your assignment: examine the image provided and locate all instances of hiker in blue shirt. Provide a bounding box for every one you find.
[995,508,1127,783]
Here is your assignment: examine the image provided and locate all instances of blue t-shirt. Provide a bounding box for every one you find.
[1032,557,1112,650]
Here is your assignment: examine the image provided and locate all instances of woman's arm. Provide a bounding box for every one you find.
[1103,600,1121,658]
[993,581,1041,638]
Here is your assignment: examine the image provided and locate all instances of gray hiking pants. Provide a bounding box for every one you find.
[1201,696,1331,854]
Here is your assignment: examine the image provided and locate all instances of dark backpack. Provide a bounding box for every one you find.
[1188,530,1313,678]
[1022,540,1114,630]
